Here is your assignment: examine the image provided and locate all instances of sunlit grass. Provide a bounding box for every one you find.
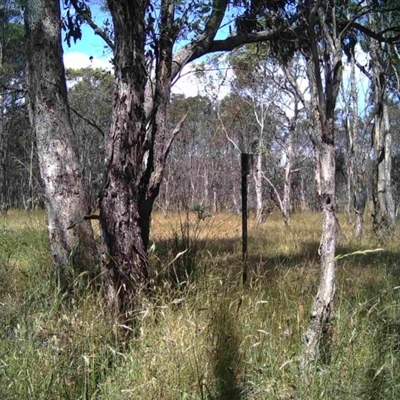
[0,209,399,399]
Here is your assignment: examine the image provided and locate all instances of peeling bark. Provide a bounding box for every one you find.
[25,0,96,278]
[343,53,367,237]
[254,153,263,225]
[282,134,293,226]
[100,0,150,316]
[302,2,342,368]
[303,121,337,365]
[369,16,396,235]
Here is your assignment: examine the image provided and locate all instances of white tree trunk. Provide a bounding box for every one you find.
[302,4,342,368]
[25,0,96,273]
[254,153,263,225]
[303,136,337,365]
[300,175,308,211]
[282,129,294,225]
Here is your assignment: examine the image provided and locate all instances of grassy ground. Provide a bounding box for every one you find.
[0,209,400,399]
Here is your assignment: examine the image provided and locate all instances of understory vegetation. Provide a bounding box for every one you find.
[0,209,399,399]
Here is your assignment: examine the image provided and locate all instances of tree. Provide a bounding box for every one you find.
[0,0,26,212]
[229,50,282,225]
[300,0,343,367]
[31,0,400,322]
[63,0,311,318]
[67,67,113,205]
[341,50,368,237]
[369,13,397,234]
[25,0,97,281]
[297,0,400,367]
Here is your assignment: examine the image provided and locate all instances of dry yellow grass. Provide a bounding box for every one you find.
[1,209,400,399]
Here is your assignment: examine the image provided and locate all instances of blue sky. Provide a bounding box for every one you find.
[62,4,112,70]
[61,7,205,97]
[60,4,370,106]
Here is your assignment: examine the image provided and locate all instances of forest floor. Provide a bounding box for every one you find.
[0,209,400,399]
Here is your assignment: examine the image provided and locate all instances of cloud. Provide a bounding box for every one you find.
[171,65,201,97]
[63,52,112,71]
[172,63,232,99]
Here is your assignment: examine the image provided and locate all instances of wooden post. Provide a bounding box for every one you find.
[241,153,253,284]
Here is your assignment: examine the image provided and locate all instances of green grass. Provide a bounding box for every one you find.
[0,209,400,399]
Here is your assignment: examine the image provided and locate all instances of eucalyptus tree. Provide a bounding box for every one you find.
[368,12,397,234]
[341,50,368,237]
[296,0,400,367]
[63,0,310,317]
[67,67,114,204]
[25,0,97,277]
[299,1,344,366]
[27,0,400,322]
[0,0,26,212]
[229,49,282,225]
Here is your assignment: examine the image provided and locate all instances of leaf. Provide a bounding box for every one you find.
[334,248,384,261]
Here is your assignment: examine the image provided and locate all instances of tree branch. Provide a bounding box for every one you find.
[172,3,307,82]
[70,106,106,137]
[164,112,188,157]
[69,0,115,51]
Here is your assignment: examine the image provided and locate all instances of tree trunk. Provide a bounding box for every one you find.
[254,153,263,225]
[300,174,308,212]
[370,27,396,234]
[302,4,342,368]
[282,149,292,225]
[0,92,6,214]
[346,52,367,238]
[282,117,296,226]
[25,0,96,278]
[303,121,337,365]
[373,95,396,233]
[354,175,367,238]
[100,0,150,316]
[100,0,184,318]
[0,40,7,214]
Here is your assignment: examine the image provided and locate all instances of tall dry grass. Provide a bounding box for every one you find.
[0,209,399,399]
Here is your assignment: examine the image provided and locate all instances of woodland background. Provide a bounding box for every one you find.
[1,0,400,398]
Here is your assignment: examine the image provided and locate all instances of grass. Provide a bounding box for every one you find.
[0,209,400,399]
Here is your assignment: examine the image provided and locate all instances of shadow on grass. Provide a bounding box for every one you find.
[151,236,322,289]
[152,233,400,283]
[211,299,244,400]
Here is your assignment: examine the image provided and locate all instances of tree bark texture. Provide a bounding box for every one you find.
[100,0,150,316]
[0,40,7,213]
[282,111,298,226]
[100,0,193,318]
[370,22,396,234]
[25,0,96,276]
[0,91,6,213]
[302,3,342,367]
[372,99,396,234]
[303,121,337,365]
[347,54,367,238]
[254,153,263,225]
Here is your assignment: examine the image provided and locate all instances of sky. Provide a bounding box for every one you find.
[62,4,112,71]
[61,4,230,98]
[61,5,371,109]
[62,6,203,97]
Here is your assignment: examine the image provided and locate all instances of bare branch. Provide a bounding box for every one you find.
[164,112,188,157]
[260,170,285,216]
[70,106,106,138]
[216,107,241,153]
